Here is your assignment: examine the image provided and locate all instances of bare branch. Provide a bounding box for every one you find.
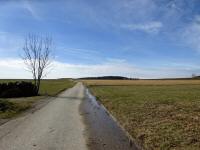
[21,34,53,94]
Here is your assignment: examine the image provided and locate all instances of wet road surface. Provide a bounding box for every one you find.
[80,89,139,150]
[0,82,139,150]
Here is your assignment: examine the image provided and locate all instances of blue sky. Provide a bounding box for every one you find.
[1,0,200,78]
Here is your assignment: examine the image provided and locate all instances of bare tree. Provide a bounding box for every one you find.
[22,34,53,95]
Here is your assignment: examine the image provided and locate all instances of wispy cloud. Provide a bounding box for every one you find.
[56,46,102,62]
[62,47,99,55]
[106,58,126,63]
[22,0,41,20]
[121,21,163,34]
[182,15,200,51]
[0,32,23,54]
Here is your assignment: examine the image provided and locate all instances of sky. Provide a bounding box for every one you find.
[1,0,200,79]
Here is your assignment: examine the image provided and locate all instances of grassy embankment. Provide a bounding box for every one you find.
[83,79,200,150]
[0,79,75,119]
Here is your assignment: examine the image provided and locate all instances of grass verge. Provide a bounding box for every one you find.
[0,79,75,119]
[0,96,42,119]
[85,80,200,150]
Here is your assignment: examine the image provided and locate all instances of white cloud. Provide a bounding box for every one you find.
[0,58,30,79]
[121,21,163,34]
[0,58,198,79]
[0,59,24,69]
[0,58,136,79]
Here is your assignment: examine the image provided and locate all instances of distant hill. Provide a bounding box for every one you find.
[79,76,139,80]
[192,76,200,79]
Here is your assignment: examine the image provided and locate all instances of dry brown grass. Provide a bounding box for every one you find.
[82,79,200,86]
[85,79,200,150]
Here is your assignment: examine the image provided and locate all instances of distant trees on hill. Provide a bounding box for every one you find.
[79,76,139,80]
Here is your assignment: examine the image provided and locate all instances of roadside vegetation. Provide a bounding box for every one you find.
[84,80,200,150]
[0,81,37,98]
[0,79,75,119]
[0,97,42,119]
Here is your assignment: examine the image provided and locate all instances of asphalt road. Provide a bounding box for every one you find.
[0,82,138,150]
[0,82,88,150]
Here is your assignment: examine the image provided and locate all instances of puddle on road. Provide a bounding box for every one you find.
[80,88,139,150]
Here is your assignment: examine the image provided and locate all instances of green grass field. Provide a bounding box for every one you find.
[85,80,200,150]
[39,79,75,95]
[0,79,75,119]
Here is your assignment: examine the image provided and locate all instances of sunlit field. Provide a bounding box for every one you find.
[82,79,200,86]
[83,79,200,150]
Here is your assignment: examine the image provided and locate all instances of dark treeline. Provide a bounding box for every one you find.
[0,82,37,98]
[79,76,139,80]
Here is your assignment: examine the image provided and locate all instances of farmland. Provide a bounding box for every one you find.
[83,79,200,150]
[82,79,200,86]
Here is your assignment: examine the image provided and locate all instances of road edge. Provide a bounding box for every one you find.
[0,84,76,126]
[84,85,144,150]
